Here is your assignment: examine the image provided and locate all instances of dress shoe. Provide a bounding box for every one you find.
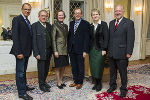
[92,84,97,90]
[26,86,35,91]
[76,84,82,89]
[44,83,51,88]
[57,84,63,89]
[40,86,50,92]
[61,83,66,87]
[96,84,102,92]
[120,90,127,98]
[107,86,117,93]
[19,94,33,100]
[69,83,77,87]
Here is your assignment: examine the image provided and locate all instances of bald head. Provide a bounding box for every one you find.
[114,5,124,20]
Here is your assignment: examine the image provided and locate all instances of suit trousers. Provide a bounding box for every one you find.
[70,53,84,84]
[109,57,128,91]
[16,57,29,95]
[37,60,50,87]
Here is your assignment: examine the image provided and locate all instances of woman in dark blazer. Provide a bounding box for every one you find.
[52,10,69,89]
[89,9,109,91]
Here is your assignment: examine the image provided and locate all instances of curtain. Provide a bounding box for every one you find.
[140,0,150,59]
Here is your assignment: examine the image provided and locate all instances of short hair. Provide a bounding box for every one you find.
[21,3,32,9]
[115,4,124,11]
[56,10,66,19]
[91,8,100,16]
[73,8,82,14]
[38,10,48,17]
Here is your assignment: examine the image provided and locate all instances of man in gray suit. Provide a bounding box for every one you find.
[32,10,52,92]
[107,5,135,98]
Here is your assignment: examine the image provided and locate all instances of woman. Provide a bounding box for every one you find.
[52,10,69,89]
[89,9,109,91]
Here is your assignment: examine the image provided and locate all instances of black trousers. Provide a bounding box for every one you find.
[109,57,128,91]
[37,60,50,87]
[70,53,85,84]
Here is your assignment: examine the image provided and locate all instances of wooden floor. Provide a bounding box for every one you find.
[0,57,150,82]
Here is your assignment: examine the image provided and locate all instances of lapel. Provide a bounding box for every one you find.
[37,21,46,36]
[112,19,116,31]
[115,17,126,31]
[76,19,83,33]
[20,15,30,30]
[95,24,102,34]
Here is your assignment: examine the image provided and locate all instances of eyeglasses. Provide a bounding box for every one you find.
[23,9,31,12]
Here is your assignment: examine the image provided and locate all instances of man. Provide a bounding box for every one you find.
[68,8,90,89]
[10,3,34,100]
[107,5,135,98]
[1,25,8,40]
[32,10,52,92]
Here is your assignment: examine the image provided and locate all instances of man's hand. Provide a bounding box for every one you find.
[126,54,131,59]
[17,54,24,59]
[102,51,106,56]
[36,55,40,60]
[54,52,59,58]
[83,52,87,58]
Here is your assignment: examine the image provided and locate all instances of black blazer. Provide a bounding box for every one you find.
[68,19,90,54]
[108,17,135,59]
[32,21,52,60]
[10,15,32,57]
[90,21,109,51]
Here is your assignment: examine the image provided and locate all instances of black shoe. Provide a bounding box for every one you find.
[92,84,97,90]
[107,86,117,93]
[57,84,63,89]
[26,86,35,91]
[19,94,33,100]
[96,84,102,92]
[40,86,50,92]
[120,90,127,98]
[44,83,51,88]
[61,83,66,87]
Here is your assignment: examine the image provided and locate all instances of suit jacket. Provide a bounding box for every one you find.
[68,19,90,54]
[10,15,32,57]
[108,17,135,59]
[52,21,68,55]
[32,21,52,60]
[90,21,109,51]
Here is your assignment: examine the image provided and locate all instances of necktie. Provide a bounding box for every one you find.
[74,22,78,34]
[25,19,32,35]
[115,20,119,29]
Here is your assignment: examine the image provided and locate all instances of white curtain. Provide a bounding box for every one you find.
[140,0,150,59]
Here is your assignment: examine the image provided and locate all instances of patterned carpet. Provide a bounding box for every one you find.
[0,63,150,100]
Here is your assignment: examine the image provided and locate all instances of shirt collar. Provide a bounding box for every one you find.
[21,13,27,20]
[39,21,46,28]
[93,20,101,26]
[116,17,123,23]
[75,19,82,23]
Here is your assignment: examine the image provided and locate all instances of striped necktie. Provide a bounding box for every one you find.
[115,20,119,30]
[74,22,78,34]
[25,19,32,35]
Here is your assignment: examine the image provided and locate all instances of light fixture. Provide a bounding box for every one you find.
[105,0,113,11]
[135,5,142,15]
[28,0,40,3]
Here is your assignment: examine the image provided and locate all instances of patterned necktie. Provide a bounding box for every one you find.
[25,19,32,35]
[74,22,78,34]
[115,20,119,30]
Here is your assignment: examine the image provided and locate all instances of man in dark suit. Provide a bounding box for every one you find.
[32,10,52,92]
[10,3,34,100]
[68,8,90,89]
[107,5,135,98]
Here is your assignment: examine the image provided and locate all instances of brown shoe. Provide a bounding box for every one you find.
[76,84,82,89]
[69,83,77,87]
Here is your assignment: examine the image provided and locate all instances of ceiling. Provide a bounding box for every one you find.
[0,0,21,3]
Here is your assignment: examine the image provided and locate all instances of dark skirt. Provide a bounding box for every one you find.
[89,47,105,79]
[54,55,69,68]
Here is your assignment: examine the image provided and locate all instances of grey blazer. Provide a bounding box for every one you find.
[108,17,135,59]
[32,21,52,60]
[52,21,68,55]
